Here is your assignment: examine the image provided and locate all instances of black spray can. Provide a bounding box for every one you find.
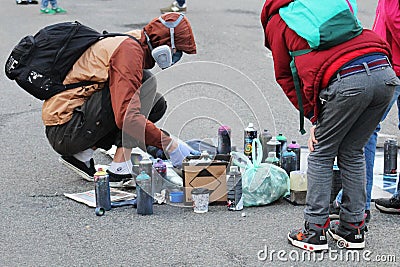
[94,169,111,216]
[287,141,301,171]
[244,123,257,162]
[227,166,243,211]
[281,150,297,176]
[259,129,273,163]
[384,139,398,176]
[136,171,153,215]
[217,125,231,154]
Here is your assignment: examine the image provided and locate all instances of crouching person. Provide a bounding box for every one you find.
[43,13,198,186]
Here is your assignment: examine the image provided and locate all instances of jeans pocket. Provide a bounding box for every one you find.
[339,86,365,97]
[384,76,400,86]
[319,87,332,104]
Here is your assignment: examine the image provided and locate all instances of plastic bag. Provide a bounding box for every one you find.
[231,138,290,207]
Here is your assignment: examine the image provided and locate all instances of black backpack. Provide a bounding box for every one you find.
[5,21,139,100]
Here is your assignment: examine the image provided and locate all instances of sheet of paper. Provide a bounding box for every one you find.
[64,188,136,208]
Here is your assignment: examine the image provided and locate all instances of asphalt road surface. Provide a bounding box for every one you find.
[1,0,399,266]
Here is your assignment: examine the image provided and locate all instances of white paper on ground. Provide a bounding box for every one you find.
[64,188,136,208]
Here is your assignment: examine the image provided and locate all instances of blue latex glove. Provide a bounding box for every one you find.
[169,142,200,168]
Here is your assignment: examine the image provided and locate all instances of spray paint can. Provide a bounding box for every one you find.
[136,171,153,215]
[259,129,273,163]
[276,133,287,160]
[244,123,257,162]
[266,151,280,167]
[139,157,153,194]
[139,157,153,176]
[266,137,281,162]
[227,166,243,211]
[384,139,398,176]
[153,158,166,194]
[217,125,232,154]
[288,141,301,170]
[154,158,167,178]
[281,150,297,176]
[94,168,111,216]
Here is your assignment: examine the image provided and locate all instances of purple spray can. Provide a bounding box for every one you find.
[217,125,232,154]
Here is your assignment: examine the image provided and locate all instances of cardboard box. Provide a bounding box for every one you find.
[182,155,230,206]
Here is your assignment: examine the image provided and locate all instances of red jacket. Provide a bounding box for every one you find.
[261,0,391,123]
[372,0,400,76]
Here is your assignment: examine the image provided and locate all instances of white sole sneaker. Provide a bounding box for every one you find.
[59,157,94,182]
[287,232,328,252]
[328,230,365,249]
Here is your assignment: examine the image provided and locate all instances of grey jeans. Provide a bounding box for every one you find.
[304,65,399,224]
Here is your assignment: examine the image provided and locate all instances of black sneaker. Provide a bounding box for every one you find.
[329,200,340,220]
[328,220,365,249]
[106,170,135,188]
[375,194,400,214]
[59,156,96,181]
[287,219,329,251]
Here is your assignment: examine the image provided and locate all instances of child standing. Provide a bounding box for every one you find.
[40,0,66,14]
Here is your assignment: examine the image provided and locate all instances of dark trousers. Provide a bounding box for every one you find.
[46,70,166,156]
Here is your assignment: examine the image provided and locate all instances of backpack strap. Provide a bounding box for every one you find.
[102,32,141,45]
[289,49,312,135]
[64,81,99,90]
[64,33,141,90]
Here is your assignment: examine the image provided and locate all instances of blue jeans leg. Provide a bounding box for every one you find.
[41,0,48,9]
[176,0,185,6]
[397,175,400,192]
[41,0,57,8]
[50,0,57,8]
[364,132,377,210]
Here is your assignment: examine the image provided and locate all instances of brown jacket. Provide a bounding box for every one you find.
[42,14,196,149]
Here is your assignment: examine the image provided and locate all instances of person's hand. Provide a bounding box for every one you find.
[307,125,318,152]
[168,139,200,168]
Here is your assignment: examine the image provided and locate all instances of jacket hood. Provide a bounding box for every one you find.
[142,13,196,53]
[261,0,292,29]
[140,13,196,69]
